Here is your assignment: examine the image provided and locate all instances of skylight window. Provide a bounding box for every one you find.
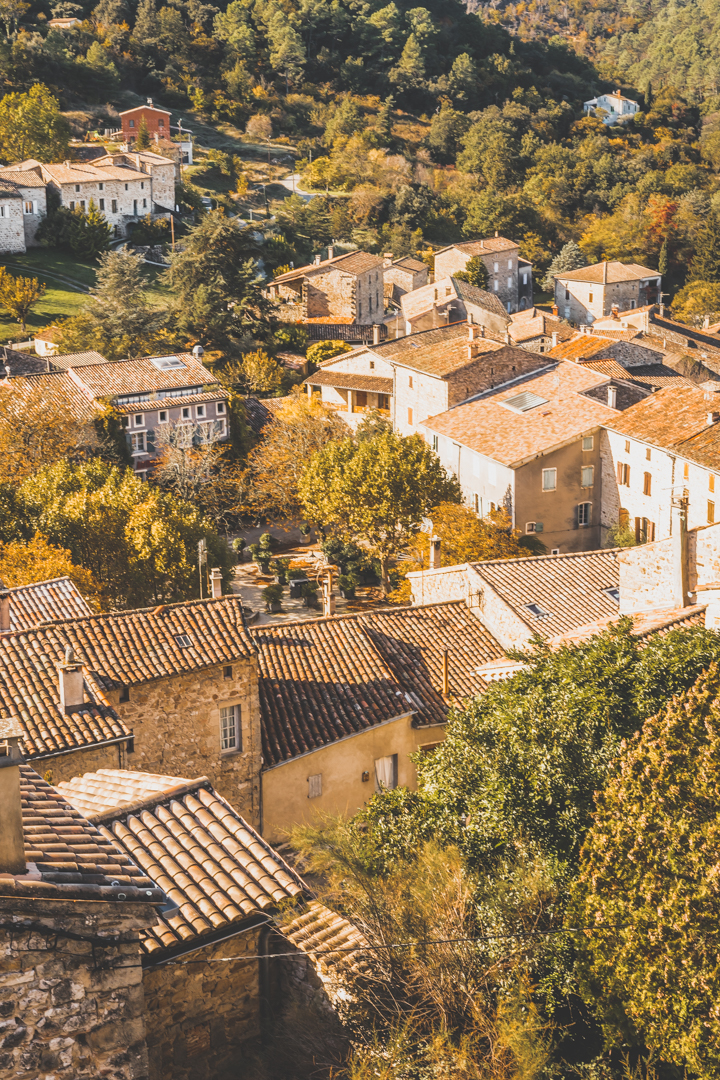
[604,587,620,603]
[525,603,551,620]
[174,634,192,648]
[150,355,187,370]
[502,391,549,414]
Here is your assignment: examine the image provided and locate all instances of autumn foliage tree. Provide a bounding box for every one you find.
[0,270,45,332]
[0,533,100,607]
[0,378,101,483]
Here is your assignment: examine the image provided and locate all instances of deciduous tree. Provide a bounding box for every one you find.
[0,271,45,332]
[0,533,100,606]
[0,83,70,163]
[0,377,100,482]
[453,255,489,289]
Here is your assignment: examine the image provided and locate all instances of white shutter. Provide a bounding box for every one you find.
[32,201,38,215]
[308,774,322,798]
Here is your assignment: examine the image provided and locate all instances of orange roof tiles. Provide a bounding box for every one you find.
[547,605,707,648]
[281,900,370,978]
[272,250,384,284]
[68,353,217,398]
[421,361,615,465]
[607,384,718,450]
[436,237,518,256]
[11,371,102,421]
[255,601,502,767]
[556,260,658,283]
[5,576,92,630]
[0,765,163,902]
[373,323,506,377]
[307,370,393,393]
[510,315,574,344]
[546,334,617,362]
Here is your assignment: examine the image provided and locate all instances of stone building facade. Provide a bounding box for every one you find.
[93,152,176,212]
[267,250,386,325]
[554,261,661,324]
[0,168,47,249]
[433,237,527,314]
[39,160,156,238]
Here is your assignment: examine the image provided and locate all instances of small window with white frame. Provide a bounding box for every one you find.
[526,522,537,533]
[542,468,557,491]
[578,502,592,527]
[307,773,322,798]
[182,407,191,420]
[216,401,225,414]
[134,414,144,427]
[581,466,594,487]
[130,431,145,454]
[220,703,241,752]
[582,435,594,451]
[196,404,206,418]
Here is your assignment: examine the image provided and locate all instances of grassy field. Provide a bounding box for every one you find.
[0,250,94,345]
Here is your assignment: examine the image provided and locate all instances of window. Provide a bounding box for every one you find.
[80,200,85,211]
[174,633,192,648]
[507,276,512,288]
[578,501,591,527]
[182,407,191,420]
[643,472,652,496]
[582,436,594,451]
[378,394,389,409]
[374,754,398,793]
[69,201,75,211]
[522,273,528,285]
[157,410,168,423]
[23,201,33,215]
[134,414,144,427]
[604,587,621,603]
[525,602,551,620]
[565,289,570,300]
[358,301,362,317]
[710,501,716,524]
[493,261,499,272]
[581,466,594,487]
[307,773,322,798]
[564,306,570,318]
[141,181,145,190]
[526,522,537,533]
[542,468,557,491]
[407,407,413,425]
[196,404,206,418]
[98,182,104,191]
[551,548,560,555]
[616,463,630,486]
[432,434,438,451]
[635,517,655,543]
[75,184,80,193]
[129,118,135,127]
[119,686,130,703]
[355,390,367,408]
[159,117,165,127]
[150,355,186,370]
[589,292,593,303]
[493,280,498,291]
[220,704,241,752]
[142,198,147,209]
[683,463,689,480]
[99,198,105,211]
[646,448,651,461]
[507,258,513,269]
[121,416,129,428]
[473,493,479,513]
[408,375,413,388]
[111,199,117,213]
[369,360,375,369]
[223,666,232,680]
[130,432,145,453]
[125,183,128,191]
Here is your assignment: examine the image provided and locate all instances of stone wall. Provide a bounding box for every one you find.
[143,928,262,1080]
[0,198,26,254]
[384,264,427,296]
[407,566,532,650]
[304,268,356,321]
[407,564,472,606]
[434,247,520,313]
[113,660,262,828]
[555,278,650,324]
[33,740,128,789]
[52,177,151,238]
[0,895,154,1080]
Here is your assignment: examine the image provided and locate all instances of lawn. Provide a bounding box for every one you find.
[0,250,94,345]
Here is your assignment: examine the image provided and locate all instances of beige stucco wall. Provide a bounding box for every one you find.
[555,276,659,323]
[261,714,442,842]
[514,434,603,552]
[113,661,262,829]
[143,928,262,1080]
[0,198,26,253]
[394,364,449,435]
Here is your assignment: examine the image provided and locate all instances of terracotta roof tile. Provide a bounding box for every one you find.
[373,323,506,377]
[10,371,101,421]
[582,359,690,388]
[4,577,92,630]
[472,549,620,638]
[272,250,384,284]
[607,384,719,450]
[255,601,502,767]
[437,237,518,256]
[47,350,109,368]
[0,167,44,188]
[556,261,658,284]
[68,353,218,399]
[281,900,370,977]
[0,765,163,902]
[510,315,574,344]
[391,257,426,273]
[58,770,305,955]
[114,388,229,414]
[546,334,617,362]
[401,277,509,323]
[547,604,706,648]
[306,371,393,394]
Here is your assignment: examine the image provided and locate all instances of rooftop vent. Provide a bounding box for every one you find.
[502,391,549,414]
[150,355,187,370]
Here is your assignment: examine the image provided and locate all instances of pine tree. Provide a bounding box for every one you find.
[541,241,588,292]
[375,96,394,144]
[70,199,112,260]
[135,115,151,151]
[690,212,720,283]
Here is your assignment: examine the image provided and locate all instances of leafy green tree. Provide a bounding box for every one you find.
[389,33,426,92]
[213,0,255,61]
[222,349,284,395]
[574,664,720,1078]
[135,114,151,150]
[671,280,720,326]
[268,11,305,93]
[163,212,275,353]
[658,236,669,277]
[0,83,70,163]
[0,0,30,39]
[689,211,720,282]
[0,271,45,332]
[540,241,588,293]
[305,339,351,366]
[453,255,489,289]
[299,428,461,592]
[425,103,471,165]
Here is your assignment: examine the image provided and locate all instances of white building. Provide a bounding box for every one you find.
[583,90,640,125]
[0,169,47,253]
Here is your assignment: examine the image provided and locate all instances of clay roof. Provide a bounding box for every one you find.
[272,250,384,284]
[114,388,229,415]
[69,353,216,398]
[0,765,164,902]
[453,277,511,318]
[546,334,617,362]
[436,237,518,256]
[373,323,506,377]
[473,549,621,638]
[119,104,171,116]
[0,178,21,198]
[391,256,426,273]
[509,315,575,344]
[57,770,305,956]
[607,385,719,452]
[9,371,101,421]
[582,359,690,388]
[421,362,615,466]
[306,371,393,394]
[401,277,509,323]
[4,576,92,630]
[556,261,658,284]
[254,600,502,767]
[41,162,147,184]
[281,900,370,978]
[93,151,175,168]
[48,350,109,368]
[1,347,54,376]
[547,605,707,648]
[34,326,63,343]
[673,426,720,471]
[243,396,291,434]
[0,166,44,188]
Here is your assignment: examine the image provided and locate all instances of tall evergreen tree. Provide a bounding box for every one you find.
[540,241,588,292]
[135,115,151,150]
[658,236,669,278]
[690,212,720,283]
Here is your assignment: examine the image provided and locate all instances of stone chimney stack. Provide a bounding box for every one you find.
[0,589,10,633]
[327,245,334,260]
[58,646,84,714]
[608,385,617,409]
[429,536,441,569]
[372,324,381,346]
[314,254,321,265]
[210,567,223,598]
[0,718,26,875]
[383,252,393,268]
[322,573,335,617]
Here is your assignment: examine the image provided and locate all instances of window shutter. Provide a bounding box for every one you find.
[145,428,155,454]
[32,201,37,215]
[616,463,623,484]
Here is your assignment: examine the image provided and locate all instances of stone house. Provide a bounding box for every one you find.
[0,166,46,249]
[383,254,428,303]
[266,249,386,326]
[253,601,503,840]
[583,89,640,124]
[546,329,695,392]
[554,261,661,324]
[120,100,172,143]
[400,276,511,337]
[0,178,31,254]
[36,159,151,237]
[418,360,644,553]
[92,150,176,212]
[508,308,575,353]
[433,237,533,313]
[305,322,550,434]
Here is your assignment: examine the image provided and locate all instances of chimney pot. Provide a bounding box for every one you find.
[210,567,223,598]
[327,244,334,260]
[551,330,559,348]
[429,536,441,570]
[608,385,617,409]
[468,324,477,342]
[0,718,26,876]
[0,590,9,633]
[708,411,720,426]
[314,254,321,265]
[58,658,84,714]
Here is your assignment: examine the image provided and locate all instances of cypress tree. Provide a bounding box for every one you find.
[658,237,669,278]
[135,116,151,151]
[690,212,720,283]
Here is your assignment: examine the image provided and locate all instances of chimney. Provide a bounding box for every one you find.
[147,97,153,106]
[707,411,720,426]
[314,254,321,265]
[504,329,510,344]
[431,302,438,328]
[552,303,558,317]
[611,304,620,319]
[551,331,559,348]
[0,718,26,876]
[659,302,665,317]
[467,344,477,361]
[602,260,608,284]
[210,567,223,598]
[327,245,334,260]
[704,316,710,329]
[383,252,393,268]
[372,324,381,346]
[429,536,441,569]
[0,589,10,633]
[480,325,485,337]
[58,646,84,713]
[479,240,484,250]
[607,385,617,409]
[495,230,499,237]
[468,324,478,341]
[322,573,335,617]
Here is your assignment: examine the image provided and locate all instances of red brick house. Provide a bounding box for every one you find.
[120,100,171,143]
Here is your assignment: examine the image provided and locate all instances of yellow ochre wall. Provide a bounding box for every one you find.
[261,714,445,842]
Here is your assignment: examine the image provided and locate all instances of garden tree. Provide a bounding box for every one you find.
[37,193,111,260]
[671,280,720,326]
[60,249,171,361]
[219,350,284,395]
[242,392,348,521]
[16,459,232,608]
[658,236,669,278]
[163,212,275,354]
[135,114,151,150]
[267,11,305,93]
[0,379,101,483]
[152,421,234,522]
[305,339,351,366]
[574,664,720,1078]
[689,211,720,282]
[0,533,100,608]
[453,255,489,289]
[0,84,70,163]
[0,0,29,38]
[540,241,588,292]
[0,271,45,332]
[299,428,462,592]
